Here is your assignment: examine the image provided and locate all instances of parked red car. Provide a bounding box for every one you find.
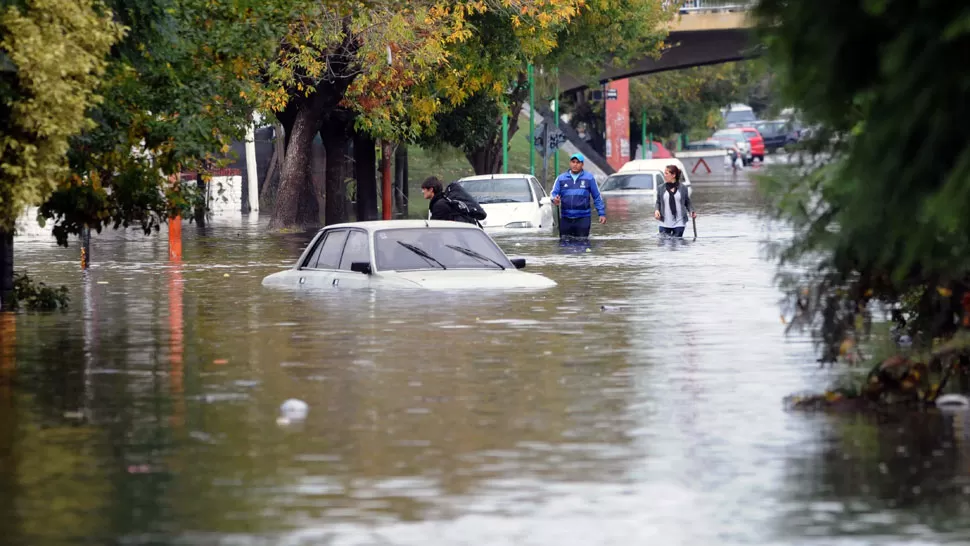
[737,126,765,162]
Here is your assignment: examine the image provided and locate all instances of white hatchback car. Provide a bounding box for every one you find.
[262,220,557,291]
[452,174,555,232]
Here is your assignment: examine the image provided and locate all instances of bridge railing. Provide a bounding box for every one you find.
[677,0,754,13]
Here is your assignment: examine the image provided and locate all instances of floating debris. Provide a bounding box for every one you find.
[278,398,309,425]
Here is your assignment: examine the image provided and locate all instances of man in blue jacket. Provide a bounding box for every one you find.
[550,153,607,240]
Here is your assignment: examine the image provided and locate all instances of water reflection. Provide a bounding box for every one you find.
[1,179,969,544]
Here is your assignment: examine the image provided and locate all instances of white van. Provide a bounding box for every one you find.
[721,103,757,128]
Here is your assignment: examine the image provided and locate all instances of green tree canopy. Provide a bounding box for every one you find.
[0,0,124,231]
[754,0,970,356]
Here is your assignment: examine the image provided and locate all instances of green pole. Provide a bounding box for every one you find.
[677,133,683,152]
[528,63,535,176]
[553,67,560,174]
[502,113,509,173]
[641,111,647,159]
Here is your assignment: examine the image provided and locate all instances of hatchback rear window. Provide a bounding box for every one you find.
[743,131,759,139]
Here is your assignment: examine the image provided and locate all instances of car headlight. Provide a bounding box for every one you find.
[504,221,534,228]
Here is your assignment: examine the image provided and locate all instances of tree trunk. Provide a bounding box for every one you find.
[194,171,207,227]
[465,76,528,175]
[268,19,360,230]
[269,104,322,230]
[321,115,352,226]
[395,145,408,218]
[353,129,378,221]
[0,229,12,311]
[259,123,285,210]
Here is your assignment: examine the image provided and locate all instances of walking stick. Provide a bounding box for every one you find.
[692,215,697,240]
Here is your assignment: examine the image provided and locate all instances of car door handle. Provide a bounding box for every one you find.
[332,278,339,287]
[299,277,305,284]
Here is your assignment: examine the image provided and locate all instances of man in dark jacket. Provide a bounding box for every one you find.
[550,153,606,240]
[421,176,453,221]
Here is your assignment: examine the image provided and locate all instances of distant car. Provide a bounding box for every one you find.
[453,174,555,232]
[261,220,557,291]
[712,129,753,165]
[753,119,799,153]
[736,126,765,162]
[602,158,693,198]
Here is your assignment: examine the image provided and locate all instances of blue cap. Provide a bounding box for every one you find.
[570,153,585,163]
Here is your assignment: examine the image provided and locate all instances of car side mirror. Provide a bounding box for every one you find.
[539,196,552,206]
[350,262,372,275]
[510,258,526,269]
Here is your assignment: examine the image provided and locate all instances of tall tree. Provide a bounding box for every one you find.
[38,0,280,245]
[0,0,123,308]
[753,0,970,359]
[263,0,477,228]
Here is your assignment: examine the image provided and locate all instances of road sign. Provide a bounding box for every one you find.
[528,123,567,157]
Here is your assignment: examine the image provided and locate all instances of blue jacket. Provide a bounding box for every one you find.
[550,170,606,219]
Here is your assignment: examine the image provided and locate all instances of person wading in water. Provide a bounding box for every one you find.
[550,153,607,241]
[654,164,696,237]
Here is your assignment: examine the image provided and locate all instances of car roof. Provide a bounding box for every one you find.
[618,158,686,173]
[317,219,482,233]
[457,173,534,182]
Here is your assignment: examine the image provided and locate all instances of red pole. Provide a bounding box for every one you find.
[381,140,393,220]
[168,174,183,260]
[168,263,184,428]
[169,215,182,260]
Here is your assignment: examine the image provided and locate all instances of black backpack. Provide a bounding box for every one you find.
[442,182,487,225]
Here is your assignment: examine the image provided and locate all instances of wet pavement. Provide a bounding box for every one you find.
[2,172,970,545]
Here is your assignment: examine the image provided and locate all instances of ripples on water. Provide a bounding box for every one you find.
[3,175,970,545]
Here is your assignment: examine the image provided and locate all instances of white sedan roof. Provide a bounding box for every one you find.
[457,173,534,182]
[617,158,686,174]
[318,219,481,233]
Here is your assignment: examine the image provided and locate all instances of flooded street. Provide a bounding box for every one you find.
[4,173,970,545]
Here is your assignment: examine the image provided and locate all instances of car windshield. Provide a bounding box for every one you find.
[685,141,721,150]
[374,227,514,271]
[456,178,532,204]
[712,137,741,147]
[742,130,759,140]
[724,108,756,125]
[601,173,659,191]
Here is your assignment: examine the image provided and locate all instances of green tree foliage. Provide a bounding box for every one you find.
[38,0,280,245]
[753,0,970,359]
[0,0,124,231]
[423,0,673,174]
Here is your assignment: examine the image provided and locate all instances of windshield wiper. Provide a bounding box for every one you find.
[396,241,447,269]
[445,245,505,270]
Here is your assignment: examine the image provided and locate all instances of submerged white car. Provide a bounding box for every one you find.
[262,220,557,290]
[600,158,694,198]
[453,174,556,232]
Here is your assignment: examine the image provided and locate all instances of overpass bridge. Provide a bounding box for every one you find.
[559,1,758,93]
[548,1,759,176]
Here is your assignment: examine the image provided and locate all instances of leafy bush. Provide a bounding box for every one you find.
[9,271,70,311]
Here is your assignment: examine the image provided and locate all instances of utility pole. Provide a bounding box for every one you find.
[553,67,560,174]
[502,112,509,174]
[528,63,535,176]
